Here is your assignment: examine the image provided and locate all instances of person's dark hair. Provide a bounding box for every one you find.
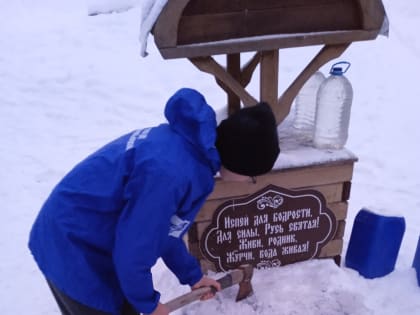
[216,102,280,177]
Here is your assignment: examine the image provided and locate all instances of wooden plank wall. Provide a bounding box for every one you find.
[178,0,361,45]
[187,161,355,271]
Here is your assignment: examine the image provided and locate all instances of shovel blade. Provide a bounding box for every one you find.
[236,280,253,301]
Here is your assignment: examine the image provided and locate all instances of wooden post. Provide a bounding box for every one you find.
[260,50,279,109]
[227,54,241,115]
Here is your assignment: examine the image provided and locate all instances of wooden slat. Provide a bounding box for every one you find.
[329,202,348,221]
[200,259,217,273]
[244,0,343,10]
[177,2,360,45]
[334,220,346,239]
[319,239,343,258]
[342,181,352,201]
[183,0,243,16]
[183,0,358,16]
[188,240,201,258]
[188,222,199,242]
[260,50,279,108]
[183,0,339,15]
[323,185,347,205]
[196,221,211,241]
[158,30,379,59]
[178,12,244,45]
[208,161,355,201]
[245,5,359,37]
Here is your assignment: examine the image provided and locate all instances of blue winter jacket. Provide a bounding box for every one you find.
[29,88,221,314]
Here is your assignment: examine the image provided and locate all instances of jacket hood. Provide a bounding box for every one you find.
[164,88,221,174]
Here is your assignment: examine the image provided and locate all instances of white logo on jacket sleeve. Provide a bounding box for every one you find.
[126,128,151,150]
[169,215,190,238]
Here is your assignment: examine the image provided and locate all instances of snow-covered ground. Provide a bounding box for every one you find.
[1,1,419,314]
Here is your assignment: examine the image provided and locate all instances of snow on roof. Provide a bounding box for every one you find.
[139,0,168,57]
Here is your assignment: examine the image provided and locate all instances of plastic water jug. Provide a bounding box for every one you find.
[313,62,353,149]
[293,71,325,142]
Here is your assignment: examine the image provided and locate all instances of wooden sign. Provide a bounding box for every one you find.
[200,184,337,272]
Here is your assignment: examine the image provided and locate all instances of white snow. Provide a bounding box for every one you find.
[87,0,141,16]
[1,1,420,314]
[273,119,359,170]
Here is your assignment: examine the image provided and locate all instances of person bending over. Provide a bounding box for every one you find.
[29,88,280,315]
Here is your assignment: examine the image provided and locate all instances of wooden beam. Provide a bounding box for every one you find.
[189,56,258,106]
[240,52,261,87]
[158,30,378,59]
[227,54,241,114]
[275,43,350,124]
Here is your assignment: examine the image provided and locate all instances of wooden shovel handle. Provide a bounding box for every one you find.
[164,269,244,312]
[164,286,213,312]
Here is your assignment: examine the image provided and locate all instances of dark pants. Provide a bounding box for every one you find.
[47,280,138,315]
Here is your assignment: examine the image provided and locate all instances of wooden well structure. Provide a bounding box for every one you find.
[152,0,387,271]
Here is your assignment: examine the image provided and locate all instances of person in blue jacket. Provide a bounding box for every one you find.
[29,88,280,315]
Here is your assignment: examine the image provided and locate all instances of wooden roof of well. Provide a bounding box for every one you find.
[152,0,387,59]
